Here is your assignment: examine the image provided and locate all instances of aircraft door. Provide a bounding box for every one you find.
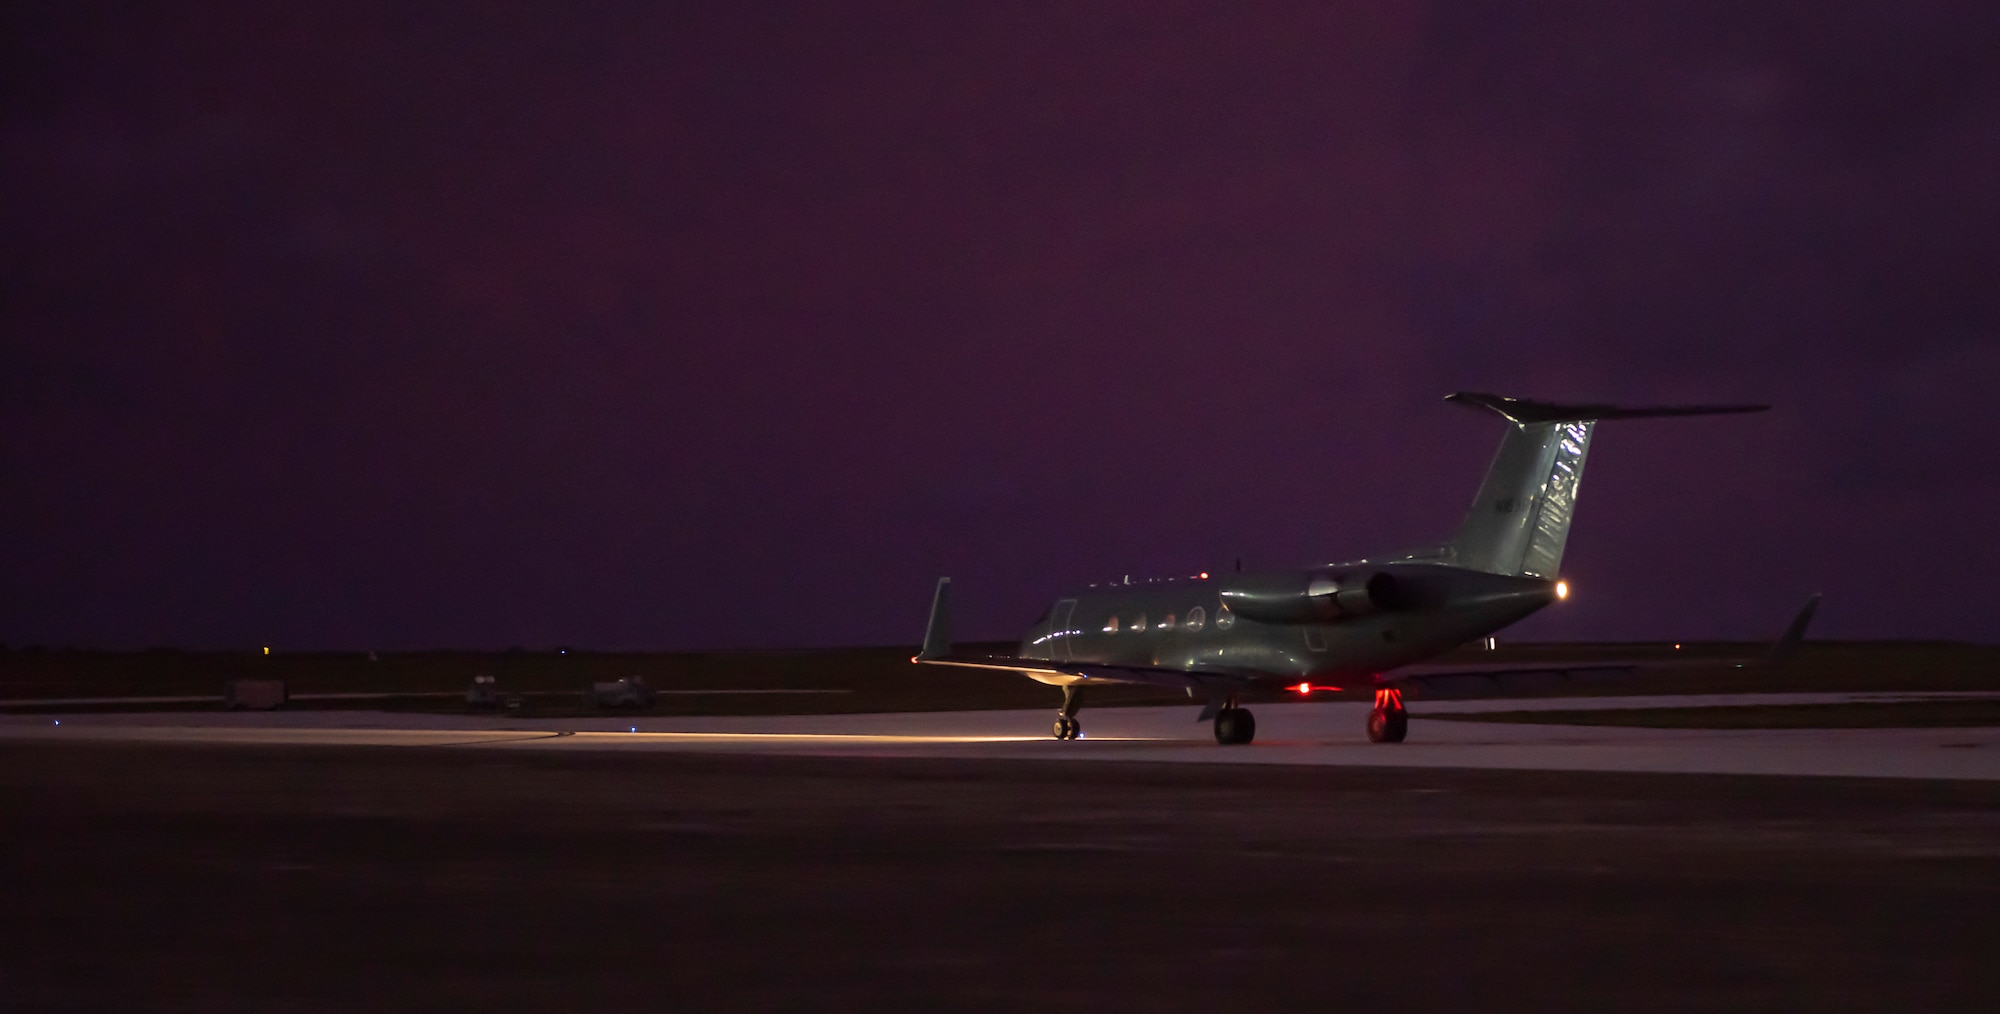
[1051,599,1077,662]
[1305,626,1327,652]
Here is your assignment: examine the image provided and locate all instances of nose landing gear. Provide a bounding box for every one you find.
[1368,687,1408,743]
[1052,685,1083,740]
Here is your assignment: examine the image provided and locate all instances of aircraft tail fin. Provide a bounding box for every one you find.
[917,577,953,660]
[1443,392,1768,578]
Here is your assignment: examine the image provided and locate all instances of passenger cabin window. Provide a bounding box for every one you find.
[1215,606,1235,630]
[1132,614,1147,632]
[1103,616,1119,634]
[1186,607,1206,631]
[1159,613,1176,630]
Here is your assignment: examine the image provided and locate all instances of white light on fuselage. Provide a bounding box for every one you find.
[1555,580,1570,600]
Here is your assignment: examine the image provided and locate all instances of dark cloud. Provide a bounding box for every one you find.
[4,1,1997,648]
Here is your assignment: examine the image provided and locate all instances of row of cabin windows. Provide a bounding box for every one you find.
[1100,606,1234,634]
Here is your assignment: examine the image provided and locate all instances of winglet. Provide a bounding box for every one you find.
[917,577,953,661]
[1767,594,1821,662]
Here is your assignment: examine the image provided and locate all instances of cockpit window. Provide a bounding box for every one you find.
[1186,607,1206,631]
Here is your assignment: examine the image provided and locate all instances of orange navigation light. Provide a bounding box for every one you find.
[1198,572,1209,580]
[1555,580,1570,600]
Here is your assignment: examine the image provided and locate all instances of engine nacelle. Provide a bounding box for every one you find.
[1217,570,1401,624]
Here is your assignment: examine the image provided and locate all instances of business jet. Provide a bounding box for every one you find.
[915,392,1813,744]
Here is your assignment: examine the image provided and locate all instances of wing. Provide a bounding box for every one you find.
[1381,594,1822,698]
[1378,661,1644,698]
[913,652,1256,695]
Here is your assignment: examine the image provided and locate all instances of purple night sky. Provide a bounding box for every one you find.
[5,2,1998,650]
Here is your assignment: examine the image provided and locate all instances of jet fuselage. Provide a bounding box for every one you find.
[1013,562,1557,688]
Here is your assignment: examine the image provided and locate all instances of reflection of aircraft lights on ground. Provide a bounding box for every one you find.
[576,732,1057,745]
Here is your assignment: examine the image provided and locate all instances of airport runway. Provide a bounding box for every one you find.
[6,737,1998,1012]
[6,692,2000,780]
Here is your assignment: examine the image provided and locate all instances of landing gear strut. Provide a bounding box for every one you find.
[1052,685,1083,740]
[1367,687,1408,743]
[1212,695,1256,745]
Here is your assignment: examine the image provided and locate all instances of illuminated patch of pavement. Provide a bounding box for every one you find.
[7,695,2000,780]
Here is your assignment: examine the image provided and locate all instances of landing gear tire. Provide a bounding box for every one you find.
[1366,708,1408,744]
[1213,707,1256,746]
[1052,716,1081,740]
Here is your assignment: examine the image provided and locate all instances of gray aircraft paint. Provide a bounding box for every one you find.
[1448,417,1592,578]
[1011,565,1559,686]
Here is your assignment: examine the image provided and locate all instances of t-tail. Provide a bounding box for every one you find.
[1443,392,1768,578]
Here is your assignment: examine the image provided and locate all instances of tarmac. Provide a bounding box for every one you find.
[7,692,1999,1010]
[6,692,2000,780]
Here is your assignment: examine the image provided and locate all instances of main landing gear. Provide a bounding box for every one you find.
[1367,687,1408,743]
[1052,685,1083,740]
[1213,696,1256,746]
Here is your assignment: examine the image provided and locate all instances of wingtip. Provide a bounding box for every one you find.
[919,576,954,661]
[1768,594,1822,662]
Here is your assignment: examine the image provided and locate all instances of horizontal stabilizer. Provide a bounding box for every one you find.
[1446,391,1769,424]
